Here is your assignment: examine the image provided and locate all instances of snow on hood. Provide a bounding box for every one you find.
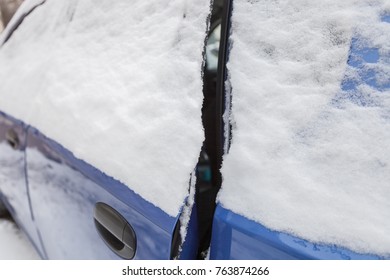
[219,0,390,257]
[0,0,211,217]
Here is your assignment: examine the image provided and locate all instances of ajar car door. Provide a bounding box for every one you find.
[0,0,212,259]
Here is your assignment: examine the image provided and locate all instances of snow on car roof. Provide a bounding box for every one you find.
[0,0,210,217]
[220,0,390,257]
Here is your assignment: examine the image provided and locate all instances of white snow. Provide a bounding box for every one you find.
[0,218,40,259]
[0,0,211,217]
[219,0,390,257]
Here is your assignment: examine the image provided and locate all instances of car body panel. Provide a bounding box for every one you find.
[210,8,390,260]
[25,126,180,259]
[209,205,383,260]
[0,112,44,255]
[0,0,207,259]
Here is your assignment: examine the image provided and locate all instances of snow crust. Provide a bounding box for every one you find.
[220,0,390,257]
[0,0,211,217]
[0,219,40,259]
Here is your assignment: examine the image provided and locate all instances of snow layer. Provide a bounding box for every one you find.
[0,0,211,217]
[220,0,390,257]
[0,219,40,259]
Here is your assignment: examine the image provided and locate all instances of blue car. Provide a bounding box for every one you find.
[0,0,389,260]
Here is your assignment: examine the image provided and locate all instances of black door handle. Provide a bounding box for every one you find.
[6,129,20,149]
[94,202,136,259]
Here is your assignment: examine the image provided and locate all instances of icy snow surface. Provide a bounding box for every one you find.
[0,219,40,259]
[219,0,390,257]
[0,0,211,217]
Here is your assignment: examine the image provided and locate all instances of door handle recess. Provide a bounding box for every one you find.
[94,202,136,259]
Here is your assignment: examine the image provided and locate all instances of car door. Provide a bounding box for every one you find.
[25,127,176,259]
[0,113,44,255]
[0,0,212,259]
[210,0,390,260]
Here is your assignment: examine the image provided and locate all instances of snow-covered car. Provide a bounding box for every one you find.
[0,0,389,260]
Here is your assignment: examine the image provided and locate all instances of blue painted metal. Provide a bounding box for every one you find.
[210,205,384,260]
[381,13,390,23]
[177,203,199,260]
[333,13,390,108]
[24,126,179,259]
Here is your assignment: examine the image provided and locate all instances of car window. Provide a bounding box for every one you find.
[0,0,211,217]
[219,0,390,257]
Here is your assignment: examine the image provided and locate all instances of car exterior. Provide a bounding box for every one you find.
[0,0,389,260]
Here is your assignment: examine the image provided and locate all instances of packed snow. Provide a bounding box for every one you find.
[219,0,390,257]
[0,218,40,259]
[0,0,211,217]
